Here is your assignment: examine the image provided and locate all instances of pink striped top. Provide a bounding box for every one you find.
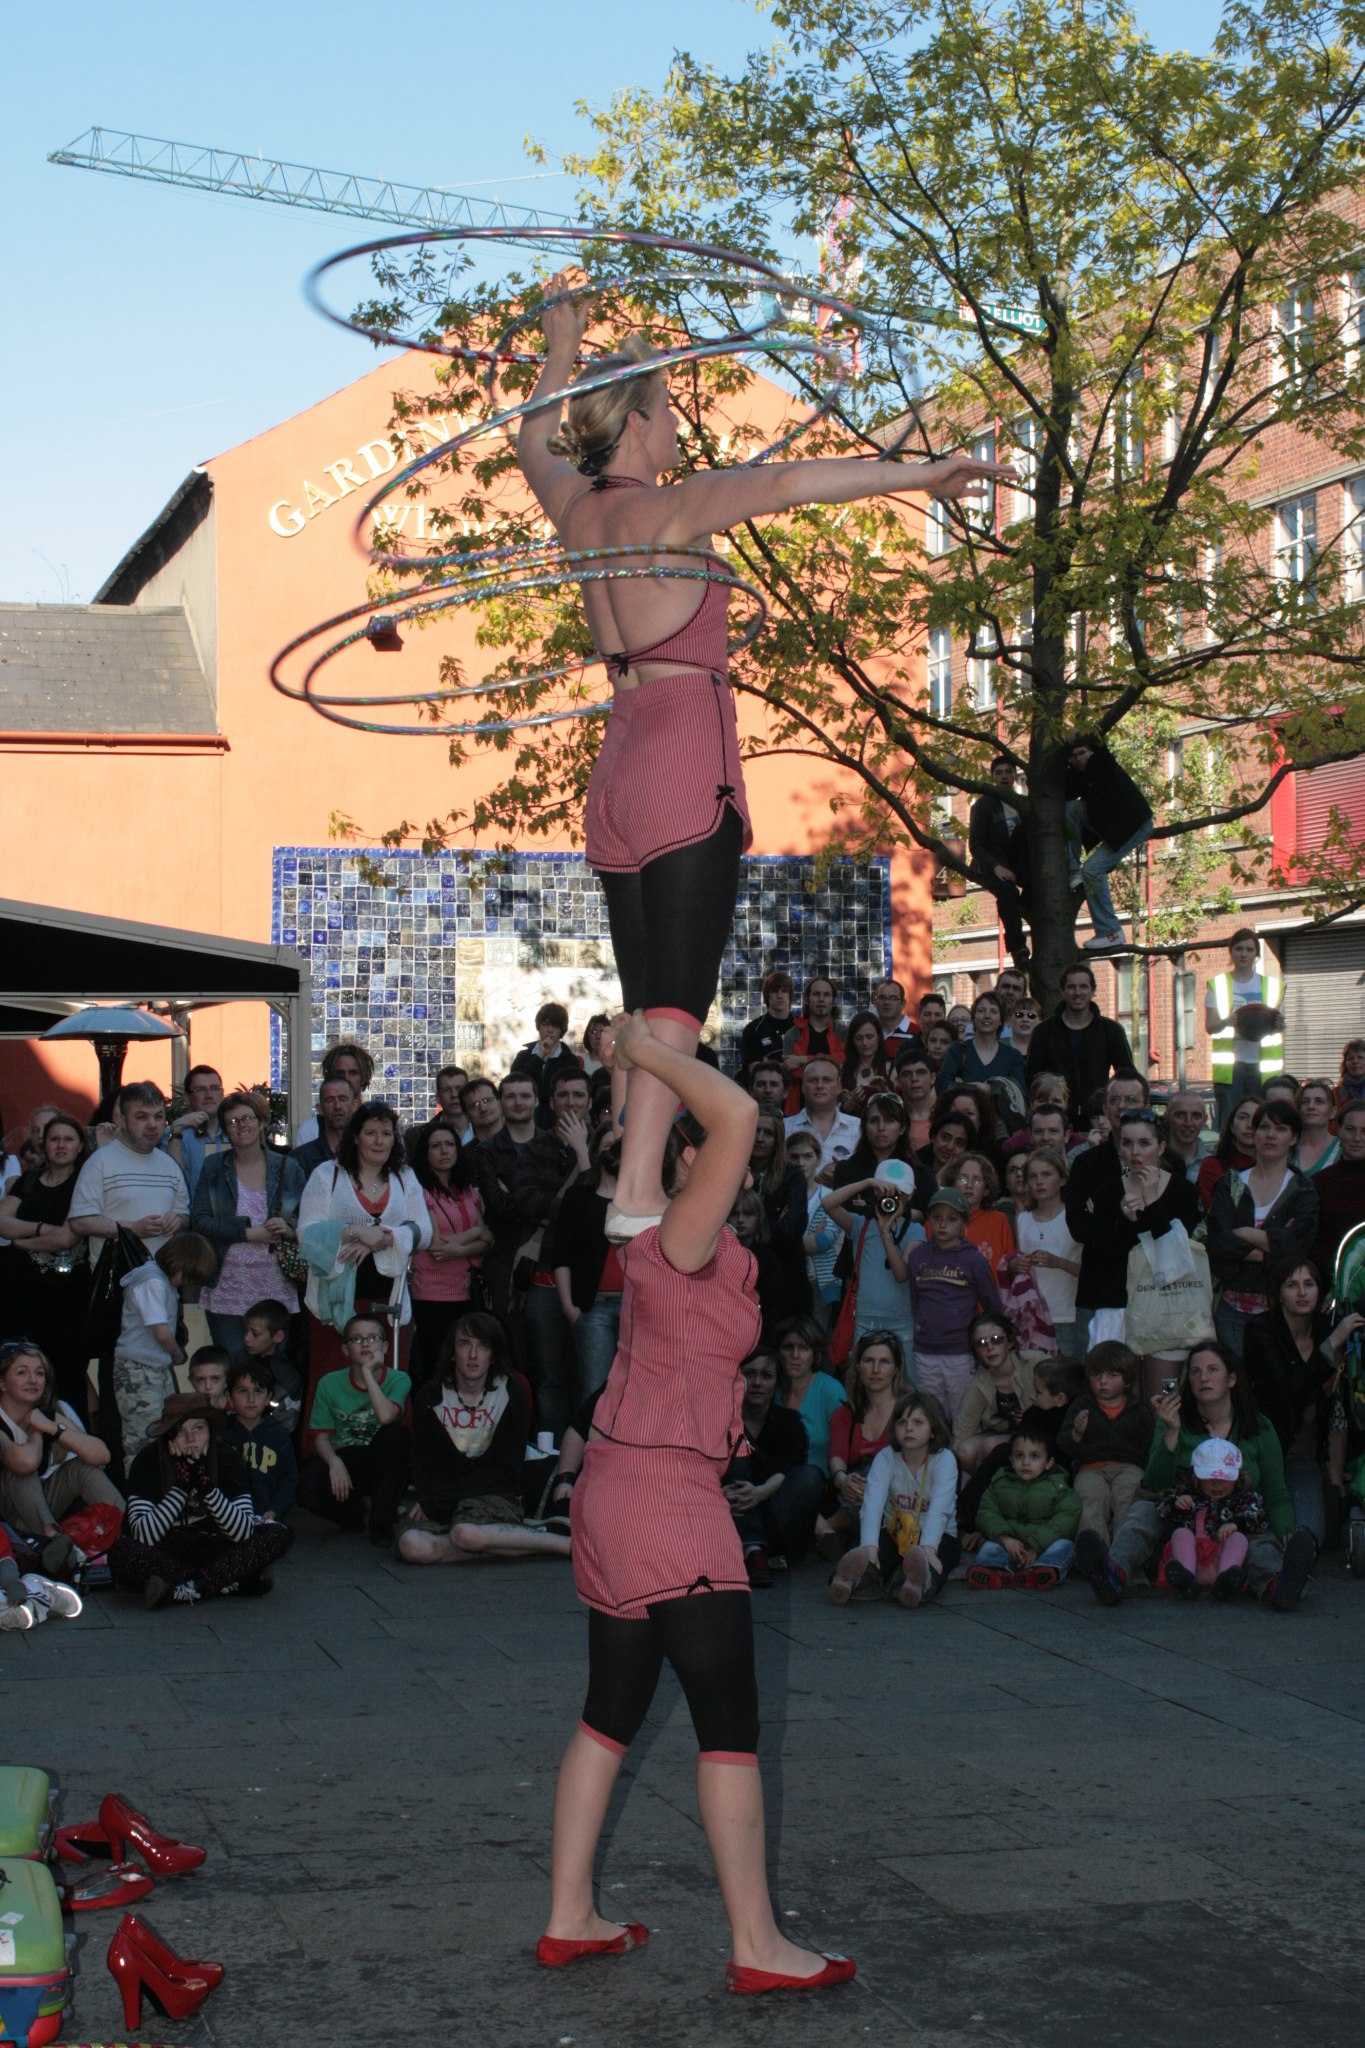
[591,1225,760,1464]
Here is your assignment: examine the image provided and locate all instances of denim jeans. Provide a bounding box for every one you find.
[1214,1063,1265,1131]
[1214,1299,1265,1364]
[205,1311,247,1355]
[525,1282,578,1444]
[571,1292,622,1406]
[977,1537,1076,1575]
[1080,817,1155,939]
[732,1464,827,1564]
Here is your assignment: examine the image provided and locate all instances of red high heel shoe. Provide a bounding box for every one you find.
[535,1922,649,1967]
[106,1914,224,2030]
[724,1953,857,1994]
[54,1820,112,1863]
[99,1793,206,1875]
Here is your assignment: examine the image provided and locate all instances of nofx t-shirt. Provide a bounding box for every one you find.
[434,1381,509,1460]
[309,1368,411,1448]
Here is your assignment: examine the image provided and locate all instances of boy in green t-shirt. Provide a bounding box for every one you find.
[297,1314,412,1543]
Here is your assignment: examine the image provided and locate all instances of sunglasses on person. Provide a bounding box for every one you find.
[973,1330,1010,1350]
[0,1338,43,1361]
[1119,1110,1157,1125]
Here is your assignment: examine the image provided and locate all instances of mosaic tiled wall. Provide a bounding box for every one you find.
[272,846,891,1119]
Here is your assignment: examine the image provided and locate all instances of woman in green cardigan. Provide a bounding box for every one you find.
[1074,1340,1317,1612]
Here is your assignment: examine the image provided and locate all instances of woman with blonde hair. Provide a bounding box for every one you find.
[518,291,1011,1238]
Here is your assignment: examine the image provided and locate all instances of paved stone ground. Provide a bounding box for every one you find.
[11,1524,1365,2048]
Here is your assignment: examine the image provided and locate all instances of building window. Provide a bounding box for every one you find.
[927,627,953,717]
[1277,288,1315,387]
[1009,414,1039,512]
[925,496,952,556]
[1345,268,1365,373]
[968,430,997,533]
[1203,541,1224,642]
[1275,493,1317,589]
[1115,370,1144,478]
[1345,476,1365,603]
[1195,327,1221,419]
[969,636,998,712]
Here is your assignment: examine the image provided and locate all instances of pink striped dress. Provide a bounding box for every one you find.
[570,1224,761,1618]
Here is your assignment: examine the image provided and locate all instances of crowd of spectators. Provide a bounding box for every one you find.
[2,952,1363,1628]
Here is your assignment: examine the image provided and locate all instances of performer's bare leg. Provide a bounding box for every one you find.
[544,1726,631,1942]
[697,1759,831,1978]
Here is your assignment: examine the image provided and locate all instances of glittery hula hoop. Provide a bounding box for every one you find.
[268,545,768,738]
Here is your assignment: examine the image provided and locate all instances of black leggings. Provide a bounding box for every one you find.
[582,1589,760,1759]
[597,808,742,1028]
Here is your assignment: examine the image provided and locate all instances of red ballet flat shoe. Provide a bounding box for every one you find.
[57,1860,157,1912]
[725,1953,857,1994]
[535,1922,649,1967]
[99,1792,206,1875]
[107,1913,223,2030]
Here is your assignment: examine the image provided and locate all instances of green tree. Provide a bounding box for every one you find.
[353,0,1365,999]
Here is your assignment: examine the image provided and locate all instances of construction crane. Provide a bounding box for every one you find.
[49,126,573,237]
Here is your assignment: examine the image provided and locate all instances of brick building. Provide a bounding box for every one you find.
[923,197,1365,1089]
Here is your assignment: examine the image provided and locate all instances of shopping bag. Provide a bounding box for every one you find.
[1124,1223,1214,1353]
[1002,1269,1058,1354]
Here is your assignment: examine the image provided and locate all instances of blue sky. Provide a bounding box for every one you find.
[4,0,1222,601]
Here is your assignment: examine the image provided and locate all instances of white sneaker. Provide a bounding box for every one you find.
[1083,931,1125,950]
[21,1573,84,1620]
[171,1580,202,1604]
[0,1596,45,1630]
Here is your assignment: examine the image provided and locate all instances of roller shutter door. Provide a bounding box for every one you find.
[1280,927,1365,1078]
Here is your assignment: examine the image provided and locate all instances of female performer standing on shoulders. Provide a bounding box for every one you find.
[517,283,1013,1236]
[540,1012,854,1995]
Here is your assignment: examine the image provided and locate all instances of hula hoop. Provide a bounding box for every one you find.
[281,224,927,738]
[268,547,768,738]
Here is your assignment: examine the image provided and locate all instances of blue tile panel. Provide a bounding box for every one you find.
[272,846,891,1119]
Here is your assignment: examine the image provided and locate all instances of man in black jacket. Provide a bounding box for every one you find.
[969,755,1031,970]
[1026,963,1135,1108]
[1067,734,1154,951]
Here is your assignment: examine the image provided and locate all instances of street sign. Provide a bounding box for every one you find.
[960,297,1049,337]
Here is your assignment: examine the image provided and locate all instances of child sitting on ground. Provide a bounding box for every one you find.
[188,1346,231,1410]
[235,1299,304,1435]
[969,1423,1082,1589]
[221,1361,298,1523]
[1056,1341,1154,1542]
[114,1232,217,1466]
[958,1356,1083,1547]
[828,1393,960,1609]
[1158,1437,1269,1600]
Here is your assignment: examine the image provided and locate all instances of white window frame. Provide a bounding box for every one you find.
[1277,287,1314,386]
[1344,267,1365,376]
[969,632,998,711]
[968,430,997,533]
[1345,476,1365,603]
[925,497,953,557]
[1194,327,1221,420]
[1274,493,1317,588]
[1114,369,1144,478]
[927,627,953,717]
[1010,414,1039,510]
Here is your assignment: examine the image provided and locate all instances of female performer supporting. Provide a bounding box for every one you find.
[538,1012,853,1994]
[517,284,1013,1233]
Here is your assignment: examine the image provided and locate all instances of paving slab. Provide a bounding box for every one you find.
[11,1522,1365,2046]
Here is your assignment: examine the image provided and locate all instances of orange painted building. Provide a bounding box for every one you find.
[0,346,933,1125]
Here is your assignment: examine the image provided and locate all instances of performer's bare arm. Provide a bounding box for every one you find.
[661,452,1015,546]
[516,290,594,523]
[611,1013,758,1275]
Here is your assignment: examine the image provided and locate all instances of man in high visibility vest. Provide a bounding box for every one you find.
[1204,928,1285,1129]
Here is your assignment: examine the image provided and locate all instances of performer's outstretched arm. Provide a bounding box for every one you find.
[611,1012,757,1274]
